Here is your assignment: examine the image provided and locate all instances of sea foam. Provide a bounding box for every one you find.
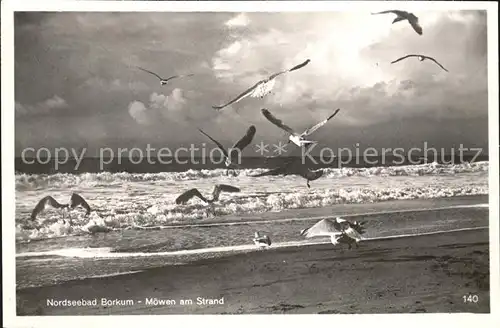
[15,161,488,190]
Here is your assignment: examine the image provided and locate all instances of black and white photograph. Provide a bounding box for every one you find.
[2,0,499,324]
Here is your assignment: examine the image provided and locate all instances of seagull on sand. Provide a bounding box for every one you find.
[300,217,366,249]
[198,125,256,169]
[175,184,241,205]
[332,217,366,237]
[252,158,324,188]
[253,232,272,248]
[391,54,449,72]
[30,193,92,220]
[212,59,311,111]
[261,108,340,148]
[372,10,423,35]
[136,66,194,86]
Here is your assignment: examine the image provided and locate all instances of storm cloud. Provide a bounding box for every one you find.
[14,10,489,155]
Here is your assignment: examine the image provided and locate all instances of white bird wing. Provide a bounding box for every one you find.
[344,227,364,241]
[248,79,276,98]
[261,108,296,135]
[212,59,310,111]
[212,80,264,111]
[301,108,341,137]
[301,219,343,238]
[267,59,311,81]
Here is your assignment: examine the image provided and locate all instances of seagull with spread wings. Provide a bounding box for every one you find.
[212,59,311,111]
[300,217,366,249]
[198,125,256,168]
[30,193,92,220]
[136,66,194,86]
[261,108,340,148]
[391,54,449,72]
[253,231,272,248]
[175,184,241,205]
[372,10,423,35]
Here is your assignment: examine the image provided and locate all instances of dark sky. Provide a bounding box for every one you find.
[14,11,488,156]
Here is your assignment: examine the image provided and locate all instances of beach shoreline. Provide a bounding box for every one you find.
[17,227,490,315]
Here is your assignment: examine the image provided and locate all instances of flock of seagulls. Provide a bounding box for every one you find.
[28,9,447,250]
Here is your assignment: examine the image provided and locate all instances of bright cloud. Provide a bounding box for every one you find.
[225,13,251,28]
[14,11,488,152]
[211,11,487,128]
[128,88,188,126]
[16,95,69,117]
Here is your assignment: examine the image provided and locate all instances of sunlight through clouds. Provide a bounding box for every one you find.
[14,10,488,151]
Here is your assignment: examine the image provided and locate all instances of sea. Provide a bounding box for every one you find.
[14,155,490,290]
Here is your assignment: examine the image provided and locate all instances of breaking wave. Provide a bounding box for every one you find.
[14,161,489,242]
[16,185,487,243]
[15,161,489,190]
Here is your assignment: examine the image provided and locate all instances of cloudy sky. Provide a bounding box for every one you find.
[14,10,488,157]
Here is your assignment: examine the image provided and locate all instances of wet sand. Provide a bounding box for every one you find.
[17,228,489,315]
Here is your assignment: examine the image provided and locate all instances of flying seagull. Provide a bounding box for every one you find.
[212,59,311,111]
[252,158,324,188]
[175,184,241,205]
[300,218,366,249]
[261,108,340,148]
[136,66,194,86]
[198,125,256,168]
[372,10,423,35]
[30,193,92,220]
[391,54,448,72]
[253,231,272,248]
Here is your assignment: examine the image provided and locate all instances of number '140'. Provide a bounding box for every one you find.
[463,295,479,303]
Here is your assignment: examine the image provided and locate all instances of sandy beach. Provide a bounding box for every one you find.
[17,227,489,315]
